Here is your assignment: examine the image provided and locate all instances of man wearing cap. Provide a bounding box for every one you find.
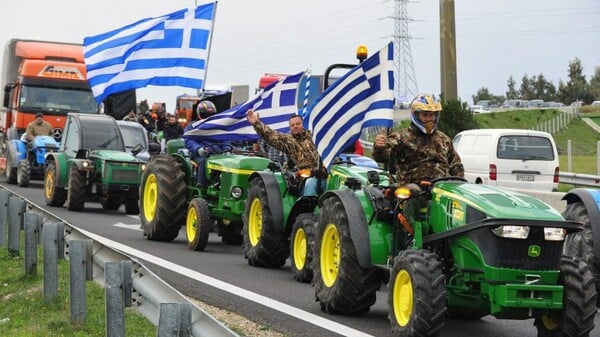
[24,112,53,142]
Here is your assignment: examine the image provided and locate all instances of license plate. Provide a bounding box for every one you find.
[516,174,534,181]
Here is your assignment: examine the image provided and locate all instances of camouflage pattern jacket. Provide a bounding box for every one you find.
[253,121,320,170]
[372,124,464,185]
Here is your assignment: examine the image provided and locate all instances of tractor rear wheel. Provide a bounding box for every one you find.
[290,213,317,283]
[242,177,288,268]
[101,195,122,210]
[5,147,17,184]
[313,195,384,315]
[534,256,596,337]
[17,159,30,187]
[124,196,139,215]
[388,249,446,337]
[44,160,66,207]
[140,155,187,241]
[563,201,600,304]
[186,198,211,251]
[67,165,86,211]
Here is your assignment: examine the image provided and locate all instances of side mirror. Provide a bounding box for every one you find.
[131,143,143,155]
[148,142,161,155]
[75,149,89,159]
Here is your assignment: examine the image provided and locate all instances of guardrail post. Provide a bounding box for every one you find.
[105,261,125,337]
[24,213,40,276]
[0,189,9,247]
[122,260,132,308]
[157,303,192,337]
[69,240,88,324]
[597,141,600,175]
[43,222,59,302]
[7,196,25,256]
[567,139,572,172]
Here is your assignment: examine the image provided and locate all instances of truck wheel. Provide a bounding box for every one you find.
[44,160,66,207]
[124,197,139,215]
[242,177,288,268]
[290,213,317,283]
[534,256,596,337]
[563,201,600,303]
[140,155,186,241]
[17,159,31,187]
[186,198,211,251]
[101,195,122,210]
[67,165,86,211]
[5,146,17,184]
[313,195,383,315]
[388,249,446,337]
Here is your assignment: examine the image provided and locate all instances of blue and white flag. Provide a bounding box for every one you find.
[305,42,395,168]
[184,72,305,142]
[83,3,217,103]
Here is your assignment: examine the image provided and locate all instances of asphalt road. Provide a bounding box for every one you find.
[4,178,600,337]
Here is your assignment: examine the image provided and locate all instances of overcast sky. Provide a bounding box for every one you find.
[2,0,598,109]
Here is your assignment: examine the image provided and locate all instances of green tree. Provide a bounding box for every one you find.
[519,74,535,100]
[558,58,589,104]
[589,66,600,101]
[439,97,478,139]
[506,76,518,100]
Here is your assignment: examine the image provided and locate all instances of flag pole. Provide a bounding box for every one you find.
[197,1,218,97]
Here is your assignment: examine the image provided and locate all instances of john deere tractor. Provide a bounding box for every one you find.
[139,139,272,251]
[311,176,597,337]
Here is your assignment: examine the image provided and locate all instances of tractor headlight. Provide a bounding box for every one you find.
[544,227,566,241]
[141,163,146,171]
[297,169,312,178]
[394,187,411,200]
[491,225,530,239]
[230,186,243,199]
[81,160,94,170]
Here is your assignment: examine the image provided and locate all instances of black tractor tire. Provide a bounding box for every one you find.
[186,198,211,251]
[67,165,86,211]
[242,177,289,268]
[313,195,384,315]
[534,256,596,337]
[220,221,243,245]
[140,154,187,241]
[124,196,139,215]
[17,159,31,187]
[44,160,66,207]
[101,195,122,210]
[388,249,446,337]
[563,201,600,304]
[290,213,317,283]
[5,146,17,184]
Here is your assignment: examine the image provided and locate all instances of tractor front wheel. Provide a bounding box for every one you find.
[17,159,30,187]
[67,165,86,211]
[186,198,211,251]
[388,249,446,337]
[534,256,596,337]
[290,213,317,283]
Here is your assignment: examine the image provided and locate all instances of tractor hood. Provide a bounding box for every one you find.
[433,182,564,221]
[207,154,271,175]
[90,150,142,163]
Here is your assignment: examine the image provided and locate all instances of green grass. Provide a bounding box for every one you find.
[0,244,156,337]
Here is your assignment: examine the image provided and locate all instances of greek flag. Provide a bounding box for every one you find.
[184,72,305,141]
[305,42,395,168]
[83,3,217,104]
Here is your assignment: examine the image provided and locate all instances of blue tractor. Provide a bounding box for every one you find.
[5,135,59,187]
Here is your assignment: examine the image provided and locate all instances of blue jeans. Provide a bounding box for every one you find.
[192,153,209,187]
[303,177,326,196]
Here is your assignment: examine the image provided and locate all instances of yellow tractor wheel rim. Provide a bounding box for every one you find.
[393,269,413,327]
[293,227,307,270]
[248,198,262,246]
[321,224,340,287]
[143,173,158,222]
[541,315,559,331]
[45,169,55,199]
[186,205,197,243]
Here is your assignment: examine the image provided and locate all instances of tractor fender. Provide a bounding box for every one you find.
[319,189,371,268]
[7,139,26,167]
[250,171,284,231]
[285,196,318,236]
[563,188,600,259]
[45,152,68,187]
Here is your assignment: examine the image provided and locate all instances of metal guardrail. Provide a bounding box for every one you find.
[559,172,600,188]
[0,188,238,337]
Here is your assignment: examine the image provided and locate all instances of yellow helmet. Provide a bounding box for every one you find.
[410,94,441,134]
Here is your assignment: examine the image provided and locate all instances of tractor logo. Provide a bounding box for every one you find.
[528,245,541,257]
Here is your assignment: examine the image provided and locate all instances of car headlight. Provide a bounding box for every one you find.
[230,186,243,199]
[544,227,566,241]
[491,225,530,239]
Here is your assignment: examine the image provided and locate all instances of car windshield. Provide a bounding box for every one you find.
[119,124,147,150]
[497,136,554,161]
[81,119,125,151]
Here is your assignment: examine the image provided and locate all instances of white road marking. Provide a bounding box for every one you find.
[113,222,142,231]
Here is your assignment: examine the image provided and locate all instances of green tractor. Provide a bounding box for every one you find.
[242,157,388,283]
[312,176,597,336]
[139,139,273,251]
[43,113,147,214]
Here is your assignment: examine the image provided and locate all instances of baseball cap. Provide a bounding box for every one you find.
[35,112,43,119]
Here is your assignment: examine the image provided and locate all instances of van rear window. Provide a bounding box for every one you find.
[497,136,554,160]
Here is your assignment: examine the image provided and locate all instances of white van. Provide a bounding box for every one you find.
[452,129,559,191]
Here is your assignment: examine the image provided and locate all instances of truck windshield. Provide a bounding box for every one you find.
[20,86,98,114]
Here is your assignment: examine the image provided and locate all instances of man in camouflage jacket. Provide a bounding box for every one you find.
[372,94,464,185]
